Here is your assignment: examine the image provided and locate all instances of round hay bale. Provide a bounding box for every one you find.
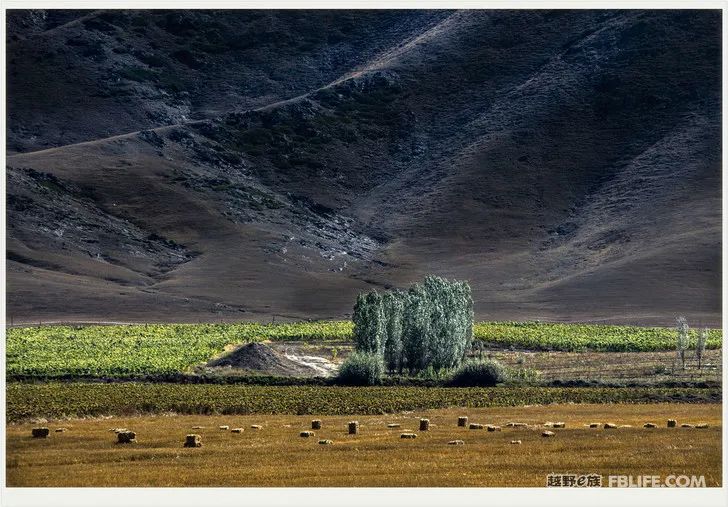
[400,433,417,439]
[387,423,401,428]
[318,439,333,445]
[231,428,244,433]
[588,423,600,428]
[506,422,528,428]
[419,419,430,431]
[348,421,359,435]
[457,416,468,427]
[300,431,315,438]
[643,423,657,428]
[448,440,465,445]
[667,419,677,428]
[219,425,229,430]
[251,425,263,430]
[184,434,202,448]
[117,431,136,444]
[604,423,618,429]
[543,421,555,428]
[311,420,322,430]
[469,423,484,430]
[32,427,49,438]
[55,428,67,433]
[486,425,502,432]
[552,422,566,429]
[681,424,695,428]
[510,440,522,445]
[696,423,709,429]
[541,431,555,437]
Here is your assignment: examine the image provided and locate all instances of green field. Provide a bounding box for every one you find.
[6,321,721,379]
[6,383,720,422]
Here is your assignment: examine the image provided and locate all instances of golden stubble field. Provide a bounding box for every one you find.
[6,404,722,487]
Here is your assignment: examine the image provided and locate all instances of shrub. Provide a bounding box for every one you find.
[335,352,384,386]
[449,359,508,387]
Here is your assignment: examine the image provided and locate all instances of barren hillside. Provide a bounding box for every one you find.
[6,9,721,325]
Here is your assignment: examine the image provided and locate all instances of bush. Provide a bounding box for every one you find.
[449,359,508,387]
[335,352,384,386]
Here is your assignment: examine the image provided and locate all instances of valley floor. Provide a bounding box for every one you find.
[6,404,721,487]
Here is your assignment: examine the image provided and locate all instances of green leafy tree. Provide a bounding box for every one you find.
[352,276,473,374]
[382,290,405,372]
[352,291,386,355]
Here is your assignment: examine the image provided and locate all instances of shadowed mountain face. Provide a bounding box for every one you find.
[6,9,721,325]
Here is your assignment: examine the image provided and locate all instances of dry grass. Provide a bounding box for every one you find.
[6,404,721,487]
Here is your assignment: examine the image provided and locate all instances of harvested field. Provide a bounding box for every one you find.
[6,404,720,487]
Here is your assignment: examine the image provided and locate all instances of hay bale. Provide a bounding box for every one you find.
[219,425,229,430]
[667,419,677,428]
[318,439,333,445]
[541,431,555,437]
[300,431,315,438]
[400,433,417,439]
[543,421,555,428]
[457,416,468,427]
[32,427,49,438]
[696,423,709,429]
[55,428,67,433]
[387,423,401,428]
[643,423,657,428]
[448,440,465,445]
[251,425,263,430]
[604,423,618,429]
[552,422,566,428]
[117,431,136,444]
[231,428,244,433]
[681,424,695,428]
[511,440,522,445]
[311,420,322,430]
[506,422,528,428]
[348,421,359,435]
[469,423,484,430]
[486,425,502,432]
[588,422,600,428]
[184,434,202,448]
[619,424,633,428]
[419,419,430,431]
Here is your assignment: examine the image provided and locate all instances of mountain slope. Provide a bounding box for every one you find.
[5,9,721,325]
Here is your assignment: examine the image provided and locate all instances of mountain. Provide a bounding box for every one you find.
[6,9,721,325]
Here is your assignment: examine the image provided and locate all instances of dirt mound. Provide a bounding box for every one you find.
[206,342,322,377]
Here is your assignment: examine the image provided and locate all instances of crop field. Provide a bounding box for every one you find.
[7,321,722,379]
[6,383,721,422]
[6,404,721,487]
[473,322,722,352]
